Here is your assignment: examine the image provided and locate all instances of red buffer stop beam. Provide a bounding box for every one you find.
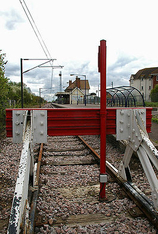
[6,107,152,138]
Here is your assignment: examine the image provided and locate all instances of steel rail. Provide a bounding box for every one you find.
[78,136,158,229]
[29,143,44,234]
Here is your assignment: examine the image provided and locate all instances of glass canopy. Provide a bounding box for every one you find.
[106,86,145,107]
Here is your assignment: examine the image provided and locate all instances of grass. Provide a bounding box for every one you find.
[152,116,158,124]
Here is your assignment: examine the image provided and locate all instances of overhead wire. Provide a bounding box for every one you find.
[19,0,50,59]
[19,0,54,88]
[22,0,52,59]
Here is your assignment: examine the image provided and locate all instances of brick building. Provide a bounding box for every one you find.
[55,77,90,104]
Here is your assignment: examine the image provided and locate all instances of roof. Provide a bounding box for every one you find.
[65,80,90,92]
[71,87,85,95]
[55,92,70,96]
[132,67,158,80]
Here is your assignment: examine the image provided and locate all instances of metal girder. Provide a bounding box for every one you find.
[118,145,133,181]
[117,109,158,211]
[31,110,47,143]
[141,131,158,170]
[8,119,32,233]
[11,110,47,143]
[7,110,39,233]
[116,109,144,150]
[137,145,158,210]
[13,110,28,143]
[6,107,152,138]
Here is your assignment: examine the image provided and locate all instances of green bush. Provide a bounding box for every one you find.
[151,84,158,102]
[152,117,158,124]
[145,102,158,107]
[0,51,9,131]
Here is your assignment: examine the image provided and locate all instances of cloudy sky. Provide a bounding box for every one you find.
[1,0,158,100]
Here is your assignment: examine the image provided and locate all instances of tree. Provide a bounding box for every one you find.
[151,84,158,102]
[8,82,21,105]
[0,51,9,130]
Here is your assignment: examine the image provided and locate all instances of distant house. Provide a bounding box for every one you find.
[55,77,90,104]
[129,67,158,101]
[65,77,90,95]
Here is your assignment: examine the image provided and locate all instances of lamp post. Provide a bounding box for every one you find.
[20,58,24,108]
[70,74,87,106]
[77,81,78,105]
[39,88,42,107]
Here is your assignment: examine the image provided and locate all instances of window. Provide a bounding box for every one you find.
[156,75,158,81]
[142,86,143,90]
[149,86,151,90]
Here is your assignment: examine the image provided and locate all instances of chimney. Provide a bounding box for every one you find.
[69,80,72,86]
[76,77,80,88]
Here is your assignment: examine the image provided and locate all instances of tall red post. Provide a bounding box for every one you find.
[99,40,107,200]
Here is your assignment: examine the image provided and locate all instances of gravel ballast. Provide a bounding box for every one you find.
[0,134,157,233]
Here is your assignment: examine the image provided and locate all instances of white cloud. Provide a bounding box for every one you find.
[0,9,24,30]
[1,0,158,100]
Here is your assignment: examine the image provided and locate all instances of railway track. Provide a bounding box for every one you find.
[27,134,157,233]
[2,104,158,233]
[3,39,158,232]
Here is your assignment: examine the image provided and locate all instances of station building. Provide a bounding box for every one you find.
[55,77,90,104]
